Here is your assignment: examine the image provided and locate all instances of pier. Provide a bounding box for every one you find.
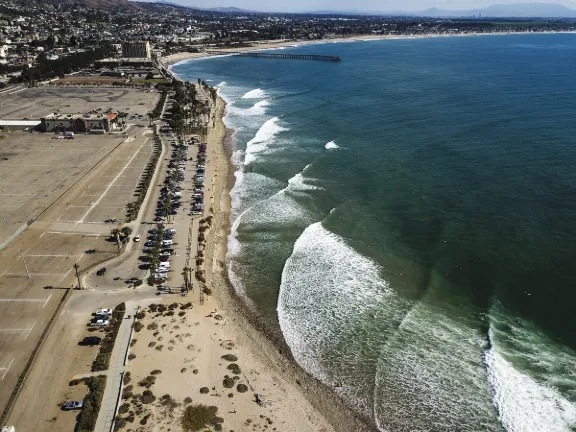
[206,51,341,62]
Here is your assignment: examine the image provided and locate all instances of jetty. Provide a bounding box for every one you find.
[205,50,341,62]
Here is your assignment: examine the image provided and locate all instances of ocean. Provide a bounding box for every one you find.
[171,34,576,432]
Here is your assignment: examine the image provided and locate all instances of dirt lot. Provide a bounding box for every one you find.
[0,87,158,120]
[0,127,156,416]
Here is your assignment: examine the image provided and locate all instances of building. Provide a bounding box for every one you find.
[121,41,151,59]
[40,113,119,134]
[0,119,41,131]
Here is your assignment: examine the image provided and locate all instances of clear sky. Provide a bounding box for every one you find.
[159,0,576,12]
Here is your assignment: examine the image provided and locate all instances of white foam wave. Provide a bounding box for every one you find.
[244,117,288,165]
[217,81,227,86]
[241,88,266,99]
[278,222,408,417]
[485,346,576,432]
[286,164,321,192]
[325,141,339,149]
[485,302,576,432]
[374,299,501,432]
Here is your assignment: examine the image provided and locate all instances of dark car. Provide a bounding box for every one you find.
[96,267,106,276]
[78,336,102,346]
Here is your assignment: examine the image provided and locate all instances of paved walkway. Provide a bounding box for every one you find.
[93,303,138,432]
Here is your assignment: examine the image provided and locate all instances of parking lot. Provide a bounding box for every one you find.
[0,133,125,243]
[0,128,154,414]
[0,87,158,120]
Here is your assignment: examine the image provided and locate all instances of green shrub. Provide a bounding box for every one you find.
[113,416,127,431]
[118,403,130,414]
[221,354,237,362]
[124,373,131,384]
[181,404,218,431]
[223,377,234,388]
[227,364,241,375]
[133,322,144,332]
[139,375,156,388]
[142,390,156,404]
[236,384,248,393]
[92,304,126,372]
[77,375,107,432]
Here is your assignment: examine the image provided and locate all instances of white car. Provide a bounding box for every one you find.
[133,235,141,242]
[95,308,112,316]
[90,319,110,326]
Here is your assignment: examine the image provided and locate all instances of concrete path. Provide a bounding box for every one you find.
[93,303,138,432]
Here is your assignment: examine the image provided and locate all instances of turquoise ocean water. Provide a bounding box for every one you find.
[172,34,576,431]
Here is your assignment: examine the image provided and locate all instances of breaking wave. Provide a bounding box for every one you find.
[278,222,410,418]
[485,301,576,432]
[229,99,270,116]
[325,141,339,149]
[244,117,288,165]
[241,88,266,99]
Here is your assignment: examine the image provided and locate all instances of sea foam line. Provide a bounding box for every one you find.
[485,343,576,432]
[244,117,288,165]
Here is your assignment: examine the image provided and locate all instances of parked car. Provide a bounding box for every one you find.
[78,336,102,346]
[90,319,110,327]
[96,308,112,316]
[63,401,83,410]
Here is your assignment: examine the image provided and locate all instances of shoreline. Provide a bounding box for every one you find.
[203,96,376,431]
[162,30,576,66]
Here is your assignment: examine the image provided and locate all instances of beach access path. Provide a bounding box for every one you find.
[93,303,138,432]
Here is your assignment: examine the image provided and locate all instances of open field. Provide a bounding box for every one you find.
[0,126,156,417]
[0,87,158,120]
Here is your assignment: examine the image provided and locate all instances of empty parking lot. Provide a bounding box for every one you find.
[0,126,156,415]
[0,87,158,120]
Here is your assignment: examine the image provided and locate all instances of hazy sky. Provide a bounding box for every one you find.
[163,0,576,12]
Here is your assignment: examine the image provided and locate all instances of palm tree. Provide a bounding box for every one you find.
[110,228,121,252]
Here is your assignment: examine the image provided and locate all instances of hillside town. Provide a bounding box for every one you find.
[1,0,576,85]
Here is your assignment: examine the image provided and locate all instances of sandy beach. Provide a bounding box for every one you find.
[115,94,374,432]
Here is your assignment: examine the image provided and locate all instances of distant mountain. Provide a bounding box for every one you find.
[418,3,576,18]
[206,6,253,13]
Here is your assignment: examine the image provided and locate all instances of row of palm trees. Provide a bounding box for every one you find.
[145,224,165,286]
[125,135,162,222]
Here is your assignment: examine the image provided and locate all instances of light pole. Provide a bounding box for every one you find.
[73,262,81,289]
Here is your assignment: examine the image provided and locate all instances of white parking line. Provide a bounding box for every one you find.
[0,298,50,303]
[0,358,15,380]
[76,139,148,226]
[46,231,101,236]
[25,254,74,257]
[59,268,73,282]
[24,323,35,340]
[2,273,67,277]
[43,294,52,308]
